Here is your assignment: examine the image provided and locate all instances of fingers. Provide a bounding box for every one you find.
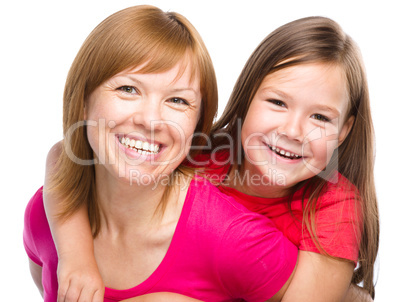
[92,288,105,302]
[57,278,105,302]
[77,283,105,302]
[57,279,81,302]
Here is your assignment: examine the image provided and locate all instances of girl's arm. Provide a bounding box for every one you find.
[344,285,373,302]
[281,251,371,302]
[43,142,104,302]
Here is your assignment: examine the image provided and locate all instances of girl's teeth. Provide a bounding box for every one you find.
[270,145,300,159]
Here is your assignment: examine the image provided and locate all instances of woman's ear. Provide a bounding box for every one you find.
[338,115,355,147]
[83,104,87,120]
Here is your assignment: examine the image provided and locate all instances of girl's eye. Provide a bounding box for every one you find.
[268,99,286,107]
[311,114,330,122]
[168,97,189,106]
[117,86,138,94]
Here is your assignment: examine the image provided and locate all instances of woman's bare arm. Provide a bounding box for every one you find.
[29,259,43,298]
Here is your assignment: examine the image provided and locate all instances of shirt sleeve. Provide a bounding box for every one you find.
[216,212,297,301]
[299,180,362,262]
[23,187,44,266]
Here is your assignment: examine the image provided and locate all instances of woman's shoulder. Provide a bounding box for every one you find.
[24,187,46,230]
[23,187,56,264]
[190,176,253,213]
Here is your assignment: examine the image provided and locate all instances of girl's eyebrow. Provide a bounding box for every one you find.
[313,104,340,116]
[260,87,291,100]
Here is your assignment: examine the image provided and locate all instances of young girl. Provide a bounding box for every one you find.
[202,16,378,300]
[42,15,378,301]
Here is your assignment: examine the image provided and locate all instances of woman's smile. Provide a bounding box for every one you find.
[85,60,202,183]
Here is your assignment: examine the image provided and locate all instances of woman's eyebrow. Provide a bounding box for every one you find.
[121,75,143,86]
[171,87,198,95]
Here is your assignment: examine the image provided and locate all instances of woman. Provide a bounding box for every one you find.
[23,5,297,302]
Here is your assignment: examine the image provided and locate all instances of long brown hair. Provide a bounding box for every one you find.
[48,5,218,236]
[212,16,379,298]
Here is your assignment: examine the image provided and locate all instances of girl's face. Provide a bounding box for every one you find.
[241,63,354,196]
[84,60,201,185]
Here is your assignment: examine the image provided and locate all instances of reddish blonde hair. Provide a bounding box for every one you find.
[49,5,218,236]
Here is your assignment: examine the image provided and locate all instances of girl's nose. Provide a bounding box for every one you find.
[277,114,304,142]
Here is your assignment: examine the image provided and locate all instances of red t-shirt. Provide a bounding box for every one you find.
[188,151,362,262]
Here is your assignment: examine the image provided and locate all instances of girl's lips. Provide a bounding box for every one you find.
[268,145,302,159]
[263,142,304,162]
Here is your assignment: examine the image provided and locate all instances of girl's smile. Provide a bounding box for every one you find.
[241,62,355,197]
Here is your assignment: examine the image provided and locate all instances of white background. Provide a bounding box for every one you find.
[1,0,400,300]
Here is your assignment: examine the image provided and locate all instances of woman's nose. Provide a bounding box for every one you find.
[132,98,164,131]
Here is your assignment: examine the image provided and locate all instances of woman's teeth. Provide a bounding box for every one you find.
[120,137,160,155]
[269,145,301,160]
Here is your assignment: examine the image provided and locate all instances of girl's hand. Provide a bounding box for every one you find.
[57,253,104,302]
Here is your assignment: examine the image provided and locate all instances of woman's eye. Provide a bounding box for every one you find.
[117,86,138,94]
[311,114,330,122]
[268,99,286,107]
[168,97,189,106]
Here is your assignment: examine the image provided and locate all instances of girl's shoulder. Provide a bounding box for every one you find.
[301,173,362,261]
[185,150,232,180]
[317,172,360,206]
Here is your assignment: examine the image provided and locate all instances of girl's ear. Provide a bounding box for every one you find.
[338,115,355,147]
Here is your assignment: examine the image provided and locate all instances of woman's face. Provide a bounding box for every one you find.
[84,60,201,185]
[241,63,354,196]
